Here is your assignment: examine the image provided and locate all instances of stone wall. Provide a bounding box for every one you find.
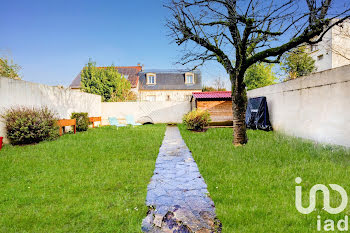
[247,64,350,147]
[0,77,101,143]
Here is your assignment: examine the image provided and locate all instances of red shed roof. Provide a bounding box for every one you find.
[192,91,232,99]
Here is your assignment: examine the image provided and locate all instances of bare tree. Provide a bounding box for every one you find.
[166,0,350,145]
[213,76,227,90]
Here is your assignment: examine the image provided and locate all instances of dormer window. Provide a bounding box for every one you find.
[185,72,195,84]
[146,73,156,85]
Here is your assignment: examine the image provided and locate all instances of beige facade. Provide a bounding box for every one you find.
[139,90,202,102]
[308,20,350,72]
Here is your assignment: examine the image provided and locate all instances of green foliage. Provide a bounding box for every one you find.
[1,106,59,145]
[282,45,316,80]
[111,88,138,102]
[81,59,132,102]
[202,86,217,92]
[203,77,227,92]
[71,112,89,132]
[244,62,277,90]
[126,91,138,101]
[202,86,227,92]
[183,109,211,131]
[0,57,21,79]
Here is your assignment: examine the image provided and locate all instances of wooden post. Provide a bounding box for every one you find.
[89,117,102,128]
[57,119,77,136]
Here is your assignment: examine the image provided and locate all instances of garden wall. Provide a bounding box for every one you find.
[0,77,101,142]
[247,64,350,147]
[101,101,191,125]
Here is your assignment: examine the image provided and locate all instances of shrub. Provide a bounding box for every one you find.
[183,109,211,131]
[71,112,89,132]
[1,106,59,145]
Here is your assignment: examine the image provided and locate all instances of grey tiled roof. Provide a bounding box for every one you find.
[139,70,202,90]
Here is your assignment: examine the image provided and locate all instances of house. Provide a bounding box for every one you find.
[308,19,350,72]
[69,65,142,94]
[138,69,202,101]
[191,91,233,124]
[70,67,203,101]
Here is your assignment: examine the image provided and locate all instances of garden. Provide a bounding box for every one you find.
[0,124,165,232]
[1,107,350,232]
[179,125,350,232]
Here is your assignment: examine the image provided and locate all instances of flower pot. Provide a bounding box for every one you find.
[0,137,3,150]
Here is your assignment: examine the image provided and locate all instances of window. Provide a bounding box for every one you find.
[146,73,156,85]
[185,72,195,84]
[146,95,156,102]
[317,54,324,61]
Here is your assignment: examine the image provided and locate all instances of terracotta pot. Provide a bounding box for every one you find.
[0,137,3,150]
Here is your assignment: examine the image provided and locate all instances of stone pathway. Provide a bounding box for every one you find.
[142,126,221,233]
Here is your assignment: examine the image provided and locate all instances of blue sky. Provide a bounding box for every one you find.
[0,0,229,87]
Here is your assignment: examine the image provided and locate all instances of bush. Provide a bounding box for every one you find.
[1,106,59,145]
[71,112,89,132]
[183,109,211,131]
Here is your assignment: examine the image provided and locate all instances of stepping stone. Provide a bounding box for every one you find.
[142,126,221,232]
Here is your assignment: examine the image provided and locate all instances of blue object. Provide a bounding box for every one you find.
[245,96,272,131]
[108,117,126,128]
[125,115,142,127]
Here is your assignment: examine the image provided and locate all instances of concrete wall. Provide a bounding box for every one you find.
[101,101,191,125]
[247,65,350,147]
[0,77,101,142]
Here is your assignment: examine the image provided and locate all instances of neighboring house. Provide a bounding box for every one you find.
[191,91,232,124]
[69,65,142,93]
[308,19,350,72]
[138,69,202,102]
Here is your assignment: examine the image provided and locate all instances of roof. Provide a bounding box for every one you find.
[138,70,202,90]
[69,66,142,89]
[192,91,232,100]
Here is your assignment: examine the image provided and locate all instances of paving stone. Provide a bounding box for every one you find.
[142,126,221,232]
[153,214,163,228]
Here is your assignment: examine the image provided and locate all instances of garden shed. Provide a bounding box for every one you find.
[191,91,233,124]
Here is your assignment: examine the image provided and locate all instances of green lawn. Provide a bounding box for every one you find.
[0,125,166,232]
[179,125,350,233]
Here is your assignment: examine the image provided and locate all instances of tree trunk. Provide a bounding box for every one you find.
[231,72,248,146]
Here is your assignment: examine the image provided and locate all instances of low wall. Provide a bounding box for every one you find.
[101,101,191,125]
[0,77,101,142]
[247,65,350,147]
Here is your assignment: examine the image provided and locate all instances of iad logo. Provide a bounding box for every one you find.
[295,177,348,214]
[295,177,349,231]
